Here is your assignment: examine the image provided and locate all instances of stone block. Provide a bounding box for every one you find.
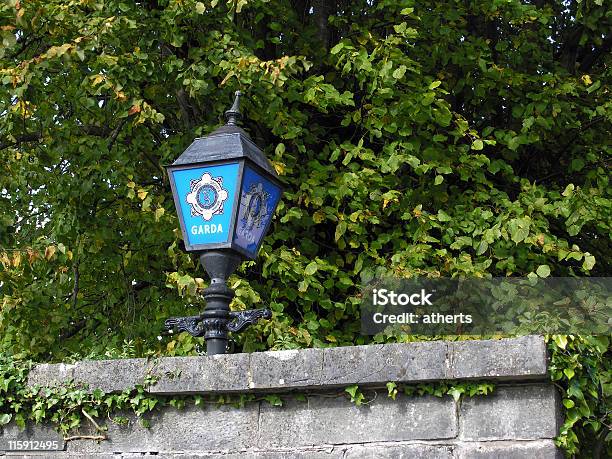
[456,440,562,458]
[0,422,64,452]
[66,404,259,454]
[249,348,323,390]
[73,358,148,393]
[449,335,548,380]
[343,444,454,459]
[27,362,77,388]
[257,393,456,448]
[149,353,251,394]
[459,385,560,441]
[321,342,448,386]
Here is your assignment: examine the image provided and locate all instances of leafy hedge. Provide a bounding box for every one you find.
[1,0,610,358]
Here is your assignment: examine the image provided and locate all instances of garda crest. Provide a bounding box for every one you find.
[186,172,228,221]
[238,183,270,241]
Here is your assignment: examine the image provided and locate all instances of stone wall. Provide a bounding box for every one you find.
[1,336,563,458]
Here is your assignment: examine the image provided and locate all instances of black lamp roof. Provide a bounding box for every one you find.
[171,91,278,178]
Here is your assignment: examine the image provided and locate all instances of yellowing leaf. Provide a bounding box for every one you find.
[236,0,248,13]
[334,220,347,242]
[12,252,21,267]
[0,252,10,267]
[45,245,56,260]
[128,104,141,115]
[273,161,285,175]
[91,74,105,86]
[313,211,325,224]
[138,189,148,200]
[195,2,205,14]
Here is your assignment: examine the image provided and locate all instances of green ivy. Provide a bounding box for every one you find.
[547,335,611,457]
[346,380,495,407]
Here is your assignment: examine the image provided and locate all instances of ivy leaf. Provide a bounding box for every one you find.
[508,218,530,244]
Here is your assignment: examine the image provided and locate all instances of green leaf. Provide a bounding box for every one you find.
[476,240,489,256]
[562,184,574,197]
[434,175,444,185]
[345,384,358,398]
[437,210,452,222]
[508,136,521,151]
[508,218,530,244]
[304,261,318,276]
[586,80,601,94]
[0,413,11,425]
[392,65,407,80]
[553,335,568,350]
[335,221,347,242]
[536,265,551,278]
[471,139,484,150]
[447,387,463,402]
[582,254,595,270]
[330,43,344,55]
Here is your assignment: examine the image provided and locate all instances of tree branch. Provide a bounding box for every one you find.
[0,133,42,151]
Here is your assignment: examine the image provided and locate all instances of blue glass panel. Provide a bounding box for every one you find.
[172,163,239,246]
[234,166,282,257]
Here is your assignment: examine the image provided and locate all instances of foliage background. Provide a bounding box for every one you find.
[0,0,610,454]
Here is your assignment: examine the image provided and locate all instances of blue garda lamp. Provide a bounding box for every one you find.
[164,91,282,355]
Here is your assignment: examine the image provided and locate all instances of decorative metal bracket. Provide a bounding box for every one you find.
[164,315,206,337]
[228,308,272,333]
[164,308,271,343]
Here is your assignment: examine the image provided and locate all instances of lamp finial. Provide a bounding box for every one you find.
[224,91,242,126]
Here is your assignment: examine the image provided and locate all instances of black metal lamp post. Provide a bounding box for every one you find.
[164,91,282,355]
